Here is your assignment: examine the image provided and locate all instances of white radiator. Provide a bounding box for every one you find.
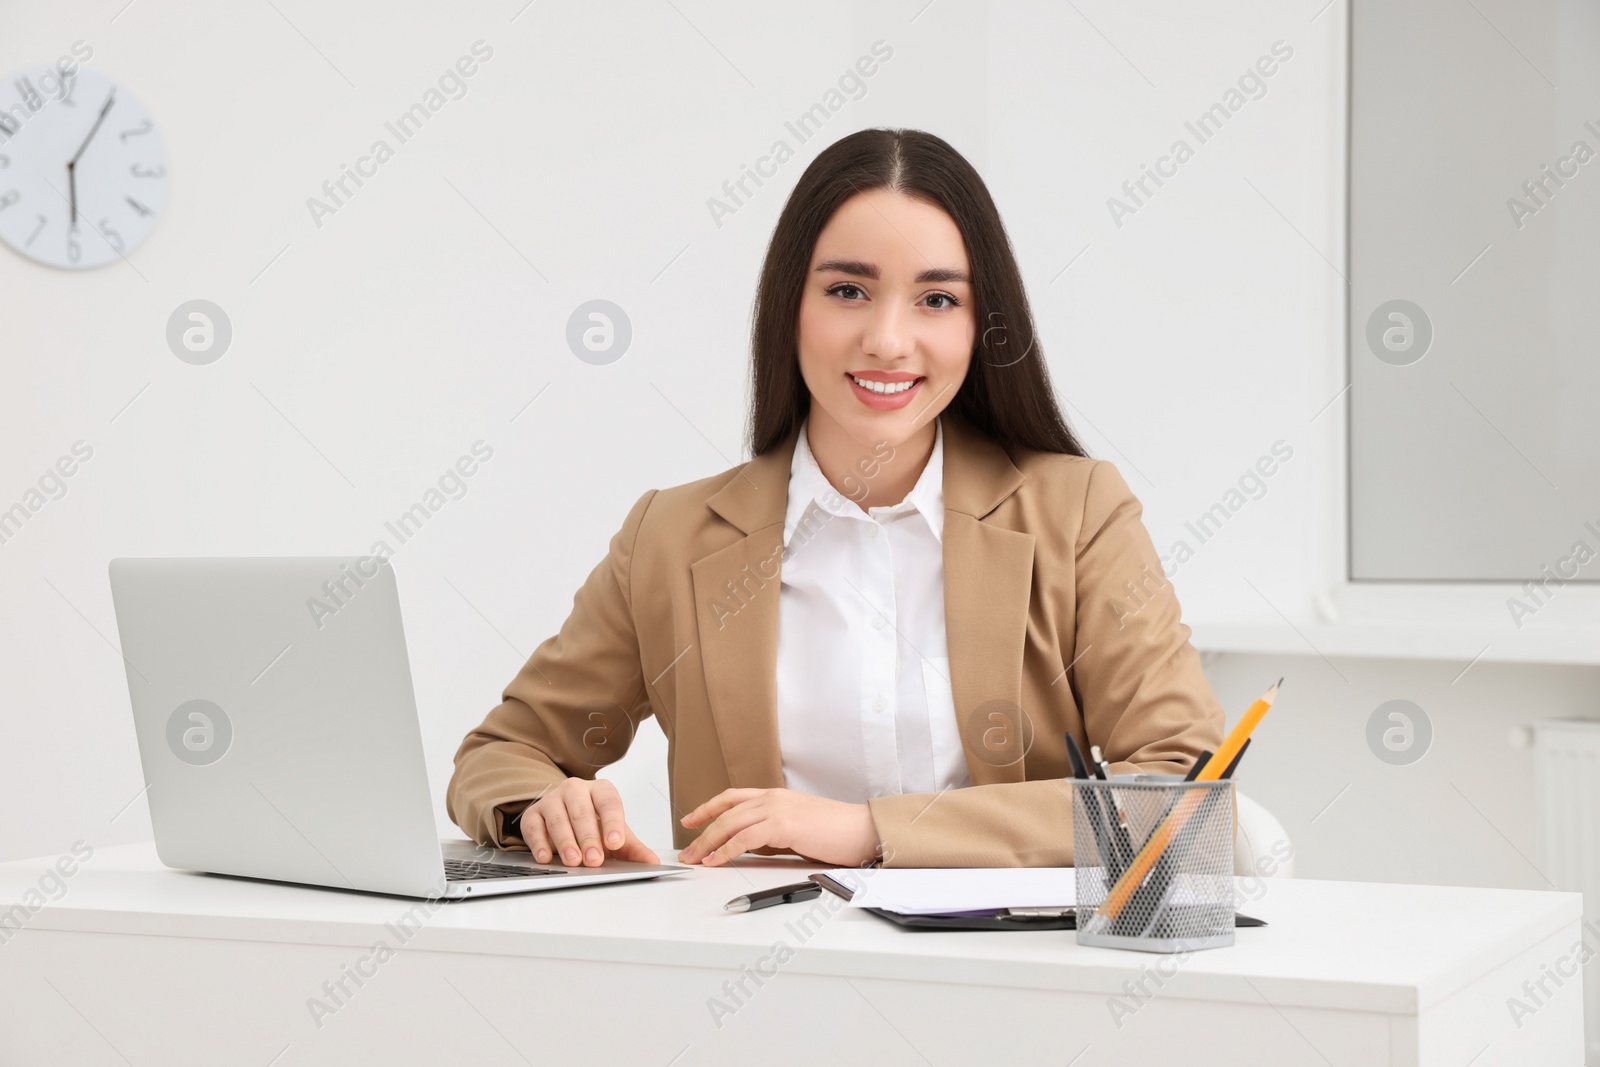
[1534,719,1600,1065]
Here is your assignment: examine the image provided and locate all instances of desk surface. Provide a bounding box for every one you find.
[1,840,1579,1019]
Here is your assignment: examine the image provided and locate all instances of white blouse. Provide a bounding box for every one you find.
[774,414,972,804]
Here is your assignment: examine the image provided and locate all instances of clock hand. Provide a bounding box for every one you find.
[69,91,116,166]
[66,91,115,227]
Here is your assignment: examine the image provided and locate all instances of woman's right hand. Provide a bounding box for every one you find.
[519,778,659,867]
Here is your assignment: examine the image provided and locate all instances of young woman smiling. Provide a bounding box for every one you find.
[447,129,1225,869]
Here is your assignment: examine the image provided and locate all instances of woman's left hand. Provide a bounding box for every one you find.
[676,788,880,867]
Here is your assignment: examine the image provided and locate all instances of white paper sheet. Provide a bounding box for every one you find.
[822,867,1076,915]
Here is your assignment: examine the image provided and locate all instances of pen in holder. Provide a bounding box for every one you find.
[1072,774,1236,953]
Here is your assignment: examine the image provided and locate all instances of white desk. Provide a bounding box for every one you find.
[0,841,1585,1066]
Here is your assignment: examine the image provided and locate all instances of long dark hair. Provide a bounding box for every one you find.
[748,127,1087,460]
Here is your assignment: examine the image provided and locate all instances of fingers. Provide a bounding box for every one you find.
[531,781,646,868]
[681,788,765,828]
[680,801,766,865]
[519,807,555,865]
[590,780,629,853]
[616,825,659,864]
[704,825,768,867]
[536,791,582,866]
[563,784,607,866]
[591,781,659,863]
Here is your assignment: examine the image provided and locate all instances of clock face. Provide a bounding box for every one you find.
[0,65,167,269]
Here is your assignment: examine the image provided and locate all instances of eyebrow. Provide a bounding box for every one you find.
[812,258,970,285]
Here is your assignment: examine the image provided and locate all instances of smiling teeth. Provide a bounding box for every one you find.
[850,375,919,395]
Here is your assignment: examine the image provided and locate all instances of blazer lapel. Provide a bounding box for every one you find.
[938,413,1034,787]
[693,435,794,789]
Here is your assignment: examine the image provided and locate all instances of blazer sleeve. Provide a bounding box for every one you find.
[445,488,658,851]
[865,459,1225,867]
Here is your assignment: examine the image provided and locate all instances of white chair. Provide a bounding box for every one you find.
[1234,791,1295,878]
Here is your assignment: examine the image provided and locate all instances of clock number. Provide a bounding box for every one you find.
[130,163,165,178]
[25,213,46,247]
[0,190,17,211]
[0,113,16,138]
[125,196,153,217]
[67,232,80,264]
[54,71,77,106]
[0,154,8,169]
[14,77,42,110]
[99,218,124,252]
[119,119,152,143]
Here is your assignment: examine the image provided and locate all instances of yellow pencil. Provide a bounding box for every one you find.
[1197,677,1279,784]
[1089,679,1281,929]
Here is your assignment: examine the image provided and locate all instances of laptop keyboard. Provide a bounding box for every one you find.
[444,858,567,882]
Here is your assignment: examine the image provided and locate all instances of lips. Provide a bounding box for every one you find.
[846,371,924,411]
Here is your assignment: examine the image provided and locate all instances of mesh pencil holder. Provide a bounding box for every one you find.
[1072,774,1236,953]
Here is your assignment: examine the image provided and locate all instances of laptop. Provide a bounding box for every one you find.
[107,556,689,900]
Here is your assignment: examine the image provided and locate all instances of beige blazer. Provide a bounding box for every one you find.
[446,409,1225,867]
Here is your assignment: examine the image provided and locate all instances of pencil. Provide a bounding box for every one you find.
[1200,679,1279,783]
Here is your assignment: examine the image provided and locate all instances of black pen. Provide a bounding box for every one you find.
[1182,750,1215,782]
[724,880,823,913]
[1065,732,1092,781]
[1219,737,1252,780]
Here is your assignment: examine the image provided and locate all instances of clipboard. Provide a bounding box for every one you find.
[809,872,1267,932]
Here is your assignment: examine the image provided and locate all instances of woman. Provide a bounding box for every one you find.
[446,128,1224,870]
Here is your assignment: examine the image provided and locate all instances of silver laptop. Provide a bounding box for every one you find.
[107,556,688,900]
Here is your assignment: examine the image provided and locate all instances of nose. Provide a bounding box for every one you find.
[861,300,915,363]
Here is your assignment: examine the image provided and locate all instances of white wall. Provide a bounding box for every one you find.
[1209,654,1600,889]
[3,0,1590,895]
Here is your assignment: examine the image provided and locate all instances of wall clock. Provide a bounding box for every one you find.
[0,64,167,269]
